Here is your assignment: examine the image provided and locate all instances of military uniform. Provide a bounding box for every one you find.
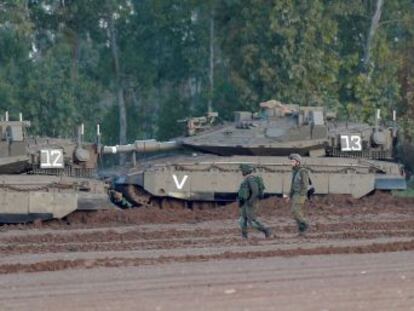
[108,189,133,209]
[238,164,271,239]
[289,158,310,233]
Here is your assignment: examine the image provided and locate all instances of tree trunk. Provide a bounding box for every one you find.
[363,0,384,73]
[71,31,80,81]
[108,13,127,164]
[208,6,215,113]
[130,86,146,138]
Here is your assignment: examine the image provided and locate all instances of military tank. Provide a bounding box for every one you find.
[0,112,110,223]
[104,100,406,208]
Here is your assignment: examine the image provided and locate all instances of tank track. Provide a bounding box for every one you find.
[124,185,156,208]
[118,185,219,210]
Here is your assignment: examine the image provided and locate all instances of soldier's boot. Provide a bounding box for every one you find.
[256,226,272,238]
[241,230,248,239]
[298,222,309,236]
[263,228,272,238]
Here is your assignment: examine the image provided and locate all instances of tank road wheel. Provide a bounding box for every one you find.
[160,198,173,209]
[167,198,186,209]
[192,201,215,210]
[159,198,188,209]
[195,201,217,210]
[149,197,162,209]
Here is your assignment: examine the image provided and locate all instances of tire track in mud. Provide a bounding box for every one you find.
[2,230,414,256]
[1,239,414,275]
[1,192,414,274]
[2,219,414,245]
[2,219,414,256]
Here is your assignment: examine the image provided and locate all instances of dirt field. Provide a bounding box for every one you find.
[1,192,414,310]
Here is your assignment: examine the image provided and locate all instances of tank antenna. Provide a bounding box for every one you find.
[96,124,102,151]
[77,123,84,146]
[392,110,398,138]
[375,109,381,130]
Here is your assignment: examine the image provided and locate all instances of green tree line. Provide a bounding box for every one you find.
[0,0,413,144]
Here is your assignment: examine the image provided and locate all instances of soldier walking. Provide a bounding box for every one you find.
[237,164,272,239]
[286,153,310,235]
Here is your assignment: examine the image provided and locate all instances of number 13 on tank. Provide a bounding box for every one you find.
[340,135,362,151]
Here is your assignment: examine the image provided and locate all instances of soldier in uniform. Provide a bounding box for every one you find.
[108,189,133,209]
[287,153,310,234]
[108,189,134,209]
[238,164,272,239]
[108,179,134,209]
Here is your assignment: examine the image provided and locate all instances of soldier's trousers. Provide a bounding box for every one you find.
[239,204,267,234]
[291,195,308,229]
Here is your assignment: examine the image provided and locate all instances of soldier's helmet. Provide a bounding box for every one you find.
[288,153,302,163]
[240,164,255,175]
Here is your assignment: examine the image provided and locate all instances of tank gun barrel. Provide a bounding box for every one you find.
[102,139,181,155]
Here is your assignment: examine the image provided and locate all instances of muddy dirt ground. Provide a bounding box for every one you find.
[1,192,414,310]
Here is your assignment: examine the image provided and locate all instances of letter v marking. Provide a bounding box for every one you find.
[172,174,188,190]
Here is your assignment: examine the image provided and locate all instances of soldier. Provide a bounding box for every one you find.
[286,153,310,234]
[107,178,134,209]
[108,189,134,209]
[238,164,272,239]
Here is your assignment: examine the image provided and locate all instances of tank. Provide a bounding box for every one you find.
[104,100,407,208]
[0,112,110,223]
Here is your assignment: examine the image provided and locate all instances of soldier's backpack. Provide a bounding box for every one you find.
[255,176,266,198]
[238,175,266,203]
[306,169,315,199]
[238,179,250,203]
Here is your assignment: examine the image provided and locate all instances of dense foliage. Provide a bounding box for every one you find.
[0,0,413,143]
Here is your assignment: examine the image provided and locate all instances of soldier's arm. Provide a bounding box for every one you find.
[237,180,247,206]
[289,174,294,198]
[247,177,259,204]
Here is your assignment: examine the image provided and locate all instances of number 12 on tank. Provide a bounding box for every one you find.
[40,149,64,168]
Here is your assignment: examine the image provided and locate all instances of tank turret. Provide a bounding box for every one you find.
[104,101,397,160]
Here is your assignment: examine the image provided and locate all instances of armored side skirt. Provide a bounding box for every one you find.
[117,156,406,201]
[0,191,77,223]
[0,175,111,224]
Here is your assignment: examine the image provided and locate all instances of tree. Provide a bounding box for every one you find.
[218,0,340,108]
[0,0,413,147]
[363,0,384,74]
